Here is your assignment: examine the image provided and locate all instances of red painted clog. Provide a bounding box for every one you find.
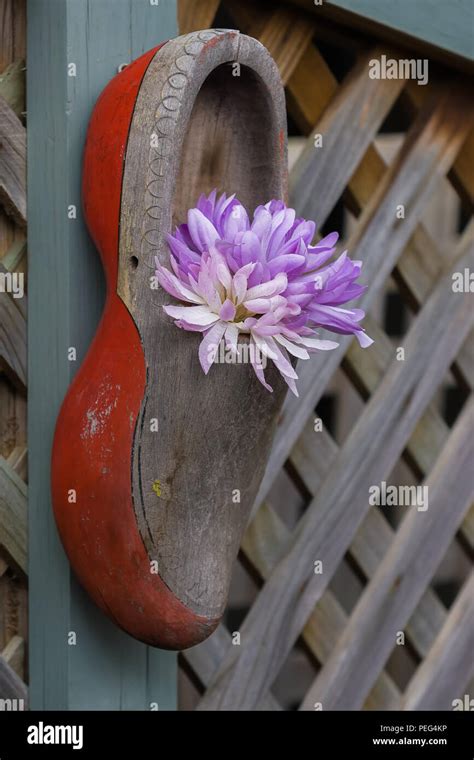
[51,29,288,650]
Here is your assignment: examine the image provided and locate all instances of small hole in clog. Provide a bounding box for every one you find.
[130,255,139,269]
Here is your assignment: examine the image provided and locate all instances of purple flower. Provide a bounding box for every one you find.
[155,190,373,396]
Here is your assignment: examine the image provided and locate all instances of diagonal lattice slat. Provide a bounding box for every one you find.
[401,573,474,710]
[300,398,474,710]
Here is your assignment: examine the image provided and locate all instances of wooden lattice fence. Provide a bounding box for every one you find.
[177,0,474,711]
[0,0,27,704]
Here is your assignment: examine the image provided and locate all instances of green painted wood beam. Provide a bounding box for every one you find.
[28,0,178,710]
[290,0,473,67]
[327,0,473,61]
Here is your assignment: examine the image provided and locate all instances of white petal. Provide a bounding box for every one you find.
[158,268,204,304]
[245,272,288,300]
[274,334,310,360]
[251,332,279,360]
[164,304,219,326]
[299,337,339,351]
[225,323,239,355]
[198,321,227,374]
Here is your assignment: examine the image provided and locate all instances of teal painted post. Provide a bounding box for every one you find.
[28,0,178,710]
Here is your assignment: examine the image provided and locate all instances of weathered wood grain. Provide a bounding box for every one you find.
[244,380,466,704]
[1,633,24,676]
[343,311,474,551]
[0,0,26,68]
[1,238,26,273]
[450,129,474,208]
[252,7,314,84]
[0,95,25,225]
[401,574,474,710]
[300,399,474,710]
[284,33,465,386]
[0,456,26,573]
[178,0,219,34]
[7,445,27,480]
[290,46,403,224]
[0,59,25,118]
[286,44,336,133]
[0,652,27,702]
[292,419,449,662]
[242,500,400,709]
[0,285,26,390]
[0,376,25,459]
[197,233,473,709]
[182,622,282,711]
[0,0,14,69]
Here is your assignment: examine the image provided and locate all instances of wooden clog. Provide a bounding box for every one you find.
[51,30,288,650]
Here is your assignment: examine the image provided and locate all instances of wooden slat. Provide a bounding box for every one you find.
[2,633,24,676]
[0,653,27,702]
[0,59,25,118]
[182,623,282,711]
[229,0,465,398]
[223,0,269,39]
[197,233,474,710]
[255,80,473,514]
[0,557,8,576]
[285,40,471,388]
[0,287,26,390]
[292,421,449,661]
[286,41,467,386]
[286,44,337,133]
[0,95,26,225]
[0,0,15,69]
[250,7,314,84]
[0,375,25,461]
[405,81,474,211]
[0,456,26,573]
[246,387,469,703]
[450,129,474,208]
[177,0,220,34]
[401,574,474,710]
[7,445,27,480]
[343,312,474,550]
[1,238,26,272]
[300,400,474,710]
[242,502,400,709]
[290,46,403,224]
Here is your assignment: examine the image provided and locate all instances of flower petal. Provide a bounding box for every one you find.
[299,336,339,351]
[156,265,204,304]
[355,330,374,348]
[274,334,310,360]
[225,323,239,355]
[198,321,227,374]
[164,304,220,326]
[219,298,236,321]
[245,272,288,300]
[187,208,219,251]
